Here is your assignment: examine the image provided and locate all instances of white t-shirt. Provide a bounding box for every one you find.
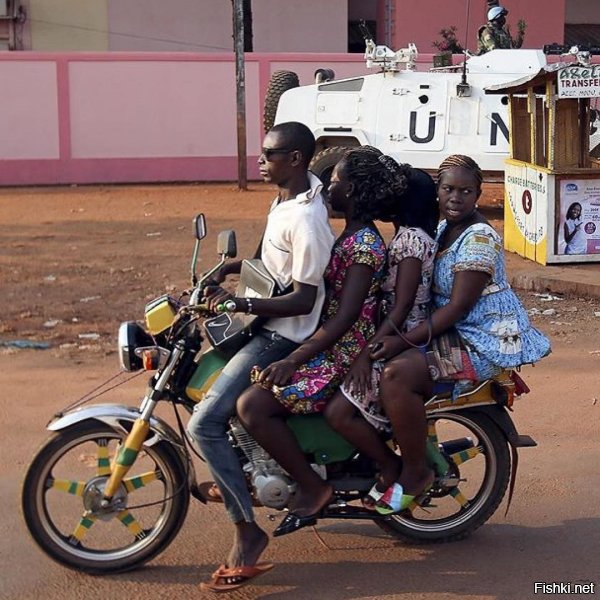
[565,217,586,255]
[262,172,335,343]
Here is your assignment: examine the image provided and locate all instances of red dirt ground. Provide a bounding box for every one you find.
[1,182,599,600]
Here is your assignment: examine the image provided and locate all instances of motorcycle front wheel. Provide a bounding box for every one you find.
[22,421,190,574]
[377,411,510,543]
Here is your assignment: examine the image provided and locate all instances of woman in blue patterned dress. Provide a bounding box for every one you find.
[236,147,406,536]
[354,155,550,515]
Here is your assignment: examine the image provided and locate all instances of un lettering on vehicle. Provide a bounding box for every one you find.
[383,82,510,156]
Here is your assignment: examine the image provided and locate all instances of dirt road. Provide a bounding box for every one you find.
[1,183,599,599]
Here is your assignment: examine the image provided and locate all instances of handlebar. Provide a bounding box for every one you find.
[181,299,236,317]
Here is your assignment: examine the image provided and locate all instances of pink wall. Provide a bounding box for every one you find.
[0,51,373,186]
[395,0,566,54]
[0,60,60,159]
[68,60,260,158]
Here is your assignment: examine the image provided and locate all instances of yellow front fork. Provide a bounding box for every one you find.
[103,418,150,499]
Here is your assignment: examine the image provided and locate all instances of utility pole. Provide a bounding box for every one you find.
[232,0,247,190]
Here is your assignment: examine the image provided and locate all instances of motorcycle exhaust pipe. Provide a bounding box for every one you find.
[439,437,474,455]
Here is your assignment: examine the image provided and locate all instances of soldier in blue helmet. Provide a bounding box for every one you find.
[477,6,526,54]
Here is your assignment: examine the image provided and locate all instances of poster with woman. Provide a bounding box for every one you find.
[558,179,600,255]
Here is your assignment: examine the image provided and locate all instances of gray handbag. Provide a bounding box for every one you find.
[203,259,281,358]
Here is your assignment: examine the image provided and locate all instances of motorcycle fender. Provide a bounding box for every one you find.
[465,405,537,448]
[47,404,198,486]
[49,404,179,446]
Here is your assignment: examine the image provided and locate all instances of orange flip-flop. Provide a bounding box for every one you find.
[200,563,275,593]
[197,481,262,507]
[198,481,223,503]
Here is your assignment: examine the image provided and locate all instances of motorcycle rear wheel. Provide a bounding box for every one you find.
[22,421,190,574]
[377,411,510,543]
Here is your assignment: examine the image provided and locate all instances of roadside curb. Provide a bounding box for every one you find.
[508,265,600,300]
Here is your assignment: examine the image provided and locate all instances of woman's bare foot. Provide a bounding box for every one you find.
[290,482,334,518]
[398,468,435,497]
[373,457,403,493]
[227,521,269,568]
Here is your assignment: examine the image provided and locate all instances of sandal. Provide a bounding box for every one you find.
[273,511,318,537]
[198,482,223,503]
[374,474,435,516]
[200,562,275,593]
[198,481,262,507]
[273,490,335,537]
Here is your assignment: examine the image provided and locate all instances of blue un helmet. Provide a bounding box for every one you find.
[488,6,508,21]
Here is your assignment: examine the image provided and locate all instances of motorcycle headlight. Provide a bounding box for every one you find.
[118,321,155,371]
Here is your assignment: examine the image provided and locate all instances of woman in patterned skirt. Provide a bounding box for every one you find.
[346,154,551,515]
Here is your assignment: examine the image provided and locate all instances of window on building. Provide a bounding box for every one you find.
[348,19,376,53]
[564,24,600,47]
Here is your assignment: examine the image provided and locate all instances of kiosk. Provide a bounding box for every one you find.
[486,59,600,265]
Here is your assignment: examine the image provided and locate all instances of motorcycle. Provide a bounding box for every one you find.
[22,214,536,575]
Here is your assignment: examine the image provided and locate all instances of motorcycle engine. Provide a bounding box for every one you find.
[229,419,295,509]
[251,471,294,509]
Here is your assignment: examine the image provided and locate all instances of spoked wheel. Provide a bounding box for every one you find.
[377,411,510,543]
[22,422,190,574]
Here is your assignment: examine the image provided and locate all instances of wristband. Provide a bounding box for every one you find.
[245,298,253,315]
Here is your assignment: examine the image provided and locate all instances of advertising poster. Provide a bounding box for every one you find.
[558,65,600,99]
[558,179,600,255]
[504,162,548,262]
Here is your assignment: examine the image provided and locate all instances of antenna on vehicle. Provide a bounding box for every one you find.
[457,58,471,96]
[456,0,472,97]
[463,0,471,55]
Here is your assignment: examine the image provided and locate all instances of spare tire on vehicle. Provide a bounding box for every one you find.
[309,145,357,216]
[263,70,300,134]
[309,146,357,193]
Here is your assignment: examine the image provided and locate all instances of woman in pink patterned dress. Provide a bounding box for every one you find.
[325,165,439,498]
[236,147,408,537]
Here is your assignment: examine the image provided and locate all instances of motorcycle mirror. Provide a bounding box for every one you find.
[193,214,207,240]
[217,230,237,258]
[190,214,207,286]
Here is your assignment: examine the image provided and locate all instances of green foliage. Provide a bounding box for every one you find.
[432,26,464,54]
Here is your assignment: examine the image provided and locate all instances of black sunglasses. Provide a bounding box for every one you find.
[261,147,294,160]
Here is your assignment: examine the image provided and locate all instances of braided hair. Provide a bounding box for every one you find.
[338,146,411,222]
[437,154,483,190]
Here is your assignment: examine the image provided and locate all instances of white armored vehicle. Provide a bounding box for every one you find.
[268,36,595,185]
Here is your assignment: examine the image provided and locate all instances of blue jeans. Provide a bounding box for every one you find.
[187,328,298,523]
